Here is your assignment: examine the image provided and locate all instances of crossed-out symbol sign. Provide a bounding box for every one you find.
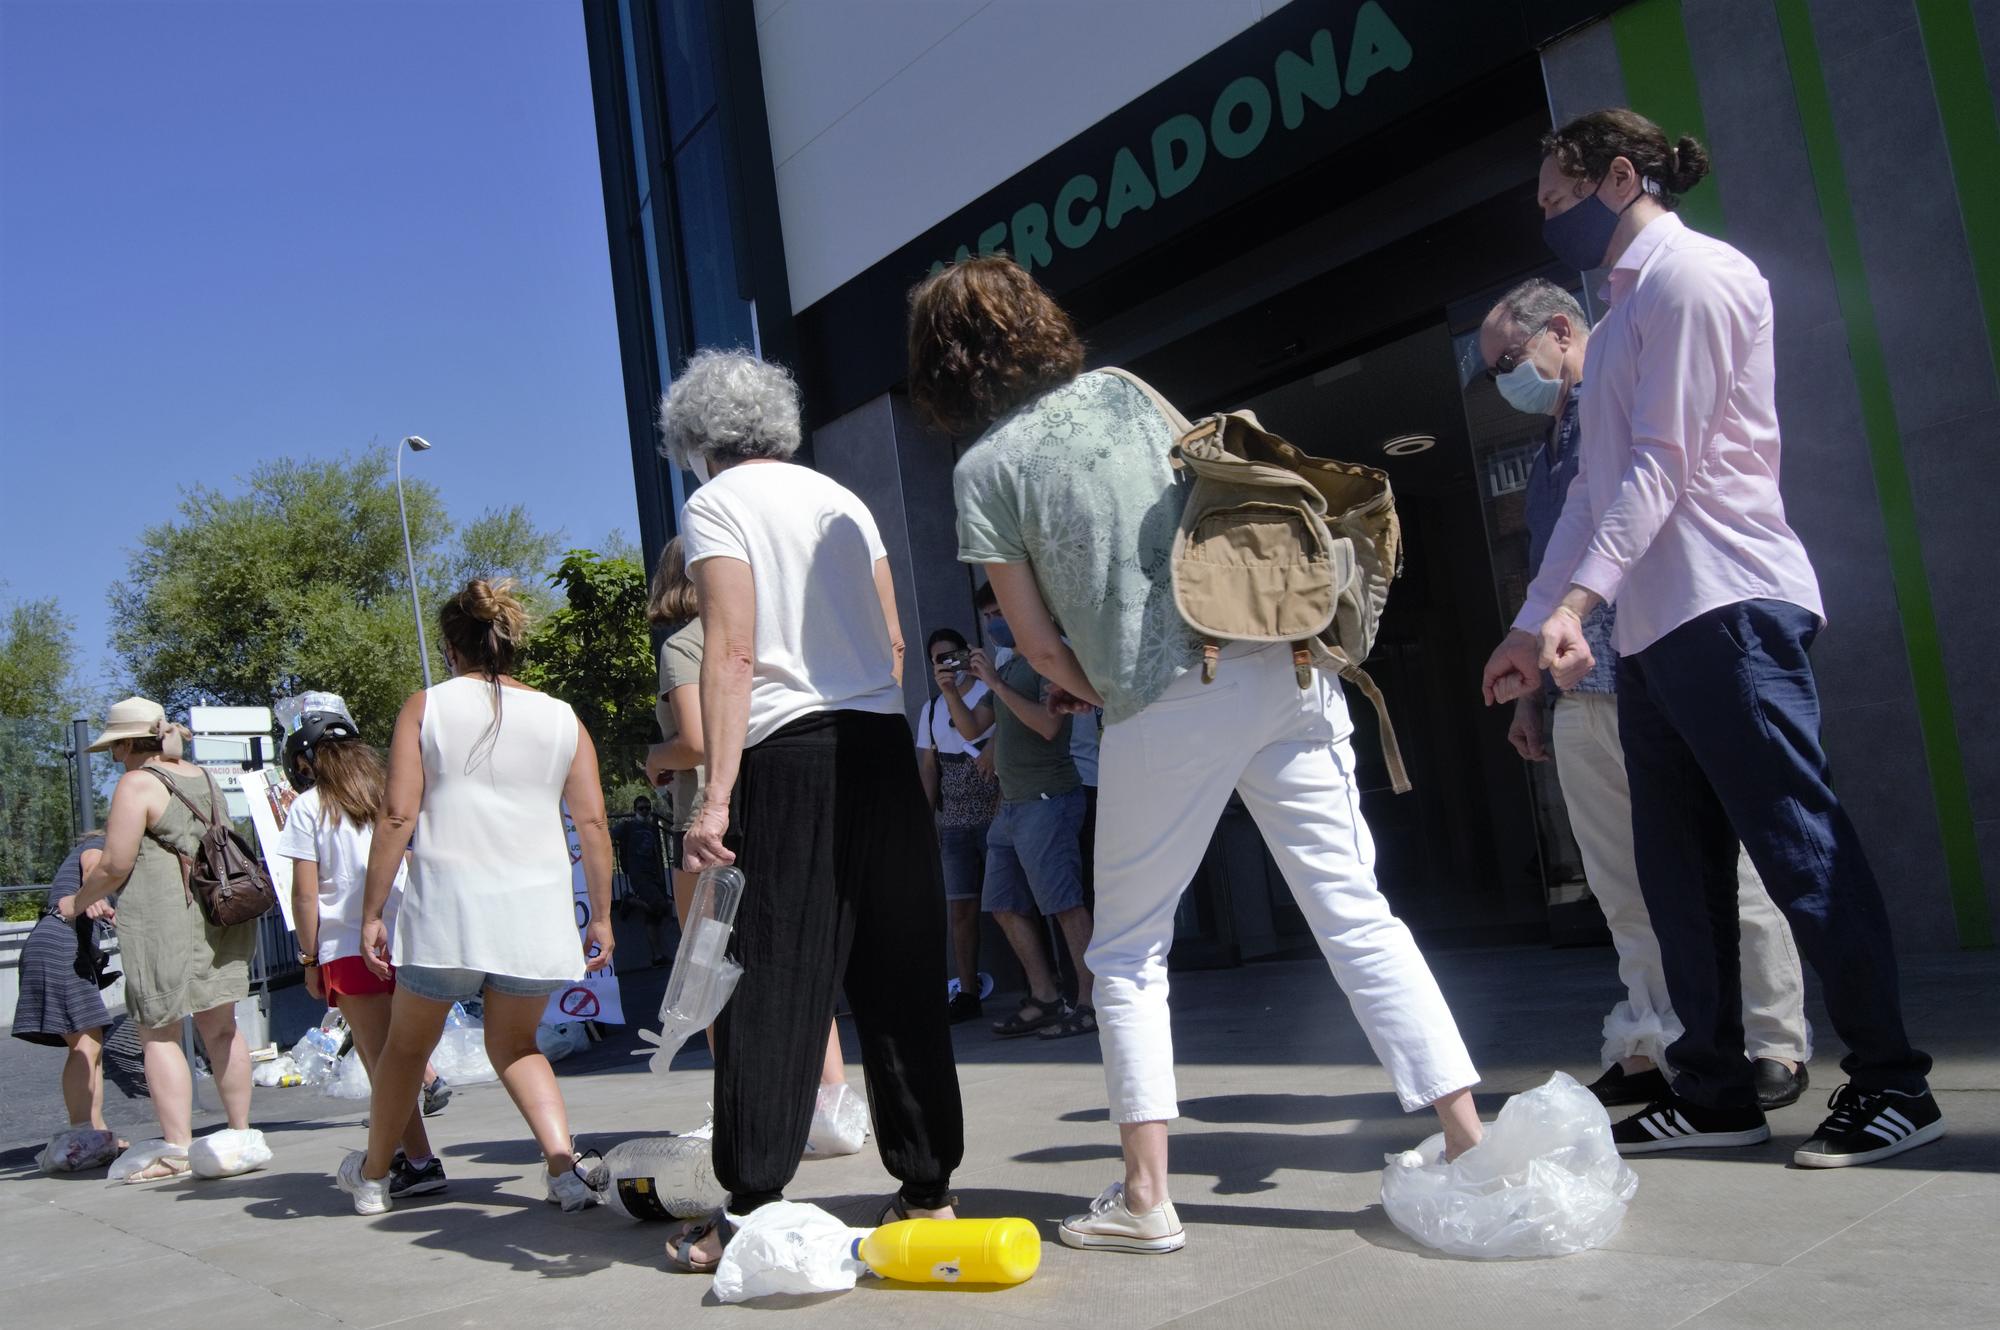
[559,986,600,1019]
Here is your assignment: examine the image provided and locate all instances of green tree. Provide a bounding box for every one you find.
[517,549,657,801]
[109,448,562,747]
[0,595,87,902]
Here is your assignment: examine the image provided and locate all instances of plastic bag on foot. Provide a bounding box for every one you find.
[109,1138,186,1182]
[39,1128,121,1174]
[803,1082,870,1158]
[712,1201,871,1303]
[189,1128,273,1179]
[1379,1071,1638,1259]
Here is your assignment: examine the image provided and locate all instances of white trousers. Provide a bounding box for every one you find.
[1088,642,1479,1123]
[1551,692,1812,1069]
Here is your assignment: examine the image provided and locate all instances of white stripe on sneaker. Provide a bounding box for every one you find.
[1861,1123,1901,1145]
[1671,1111,1698,1137]
[1642,1116,1674,1140]
[1882,1107,1916,1135]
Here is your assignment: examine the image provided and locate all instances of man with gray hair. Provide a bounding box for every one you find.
[1479,278,1812,1112]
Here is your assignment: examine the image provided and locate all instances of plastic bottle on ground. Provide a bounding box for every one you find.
[856,1217,1042,1286]
[602,1135,727,1220]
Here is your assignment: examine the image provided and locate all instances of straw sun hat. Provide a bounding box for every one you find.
[87,696,169,751]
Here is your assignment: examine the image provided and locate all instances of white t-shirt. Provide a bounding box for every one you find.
[915,680,993,757]
[275,786,408,964]
[681,461,905,748]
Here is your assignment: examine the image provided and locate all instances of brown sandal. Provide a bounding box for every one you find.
[124,1154,191,1184]
[878,1192,960,1225]
[663,1209,735,1274]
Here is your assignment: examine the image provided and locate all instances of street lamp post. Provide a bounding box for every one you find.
[397,435,435,689]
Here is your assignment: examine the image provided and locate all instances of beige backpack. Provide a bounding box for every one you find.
[1104,368,1414,794]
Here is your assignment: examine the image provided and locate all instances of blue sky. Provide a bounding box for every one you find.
[0,0,634,693]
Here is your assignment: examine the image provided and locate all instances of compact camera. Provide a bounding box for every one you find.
[936,651,969,671]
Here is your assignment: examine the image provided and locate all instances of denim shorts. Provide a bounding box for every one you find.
[982,790,1086,916]
[395,965,570,1005]
[938,822,988,902]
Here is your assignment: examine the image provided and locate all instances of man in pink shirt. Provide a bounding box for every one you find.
[1482,109,1941,1169]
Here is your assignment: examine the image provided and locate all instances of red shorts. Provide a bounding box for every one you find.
[323,955,396,1007]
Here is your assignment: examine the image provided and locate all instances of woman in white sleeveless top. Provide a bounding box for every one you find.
[333,579,617,1216]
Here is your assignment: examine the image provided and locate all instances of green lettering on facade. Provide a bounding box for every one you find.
[1054,172,1102,249]
[1104,146,1158,229]
[1211,74,1273,160]
[1344,1,1412,96]
[1276,28,1340,129]
[1152,113,1207,199]
[935,6,1414,273]
[1010,201,1055,272]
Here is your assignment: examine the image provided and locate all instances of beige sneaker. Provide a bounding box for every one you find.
[1058,1181,1185,1254]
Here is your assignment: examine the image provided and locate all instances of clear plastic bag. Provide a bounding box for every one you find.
[252,1054,301,1088]
[638,867,746,1073]
[109,1139,188,1182]
[39,1127,121,1174]
[1380,1072,1638,1259]
[803,1082,870,1158]
[189,1128,273,1179]
[429,1009,498,1086]
[325,1049,372,1100]
[711,1201,871,1304]
[536,1020,592,1062]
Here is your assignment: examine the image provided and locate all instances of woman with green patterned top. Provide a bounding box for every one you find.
[909,255,1483,1257]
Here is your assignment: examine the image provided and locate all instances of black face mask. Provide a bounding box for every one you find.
[1542,177,1643,272]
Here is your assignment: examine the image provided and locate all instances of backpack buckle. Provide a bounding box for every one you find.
[1292,643,1312,689]
[1201,642,1219,684]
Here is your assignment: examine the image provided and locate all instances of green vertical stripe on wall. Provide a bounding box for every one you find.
[1772,0,1992,947]
[1916,1,2000,385]
[1609,0,1725,236]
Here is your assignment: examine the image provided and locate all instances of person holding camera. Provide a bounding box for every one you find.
[916,627,999,1022]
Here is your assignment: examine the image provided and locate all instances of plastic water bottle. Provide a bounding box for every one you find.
[647,866,747,1072]
[854,1218,1042,1286]
[602,1135,727,1221]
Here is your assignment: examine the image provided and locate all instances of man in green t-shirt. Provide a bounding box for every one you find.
[966,627,1095,1041]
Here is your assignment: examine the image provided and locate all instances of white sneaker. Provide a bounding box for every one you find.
[546,1149,611,1213]
[1059,1182,1185,1254]
[336,1150,392,1216]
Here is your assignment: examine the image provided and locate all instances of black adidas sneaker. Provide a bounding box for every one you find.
[1793,1083,1944,1168]
[1612,1094,1771,1154]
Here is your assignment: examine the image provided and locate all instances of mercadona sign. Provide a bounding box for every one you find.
[929,1,1415,277]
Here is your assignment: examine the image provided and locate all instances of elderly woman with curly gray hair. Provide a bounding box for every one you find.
[655,349,964,1272]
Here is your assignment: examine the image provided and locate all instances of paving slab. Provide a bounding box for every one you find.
[3,945,1993,1328]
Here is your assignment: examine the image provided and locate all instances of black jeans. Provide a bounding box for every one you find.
[1618,599,1932,1110]
[712,710,965,1213]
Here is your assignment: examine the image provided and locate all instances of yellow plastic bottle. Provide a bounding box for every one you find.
[854,1217,1042,1286]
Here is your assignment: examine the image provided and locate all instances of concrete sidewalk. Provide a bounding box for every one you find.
[4,944,1994,1329]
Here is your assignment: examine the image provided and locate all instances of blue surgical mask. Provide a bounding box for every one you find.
[1497,345,1563,416]
[1542,176,1644,273]
[984,616,1015,650]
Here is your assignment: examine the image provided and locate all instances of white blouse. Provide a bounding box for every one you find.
[394,677,584,981]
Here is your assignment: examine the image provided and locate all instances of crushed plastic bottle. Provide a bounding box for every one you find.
[637,866,746,1073]
[603,1134,728,1221]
